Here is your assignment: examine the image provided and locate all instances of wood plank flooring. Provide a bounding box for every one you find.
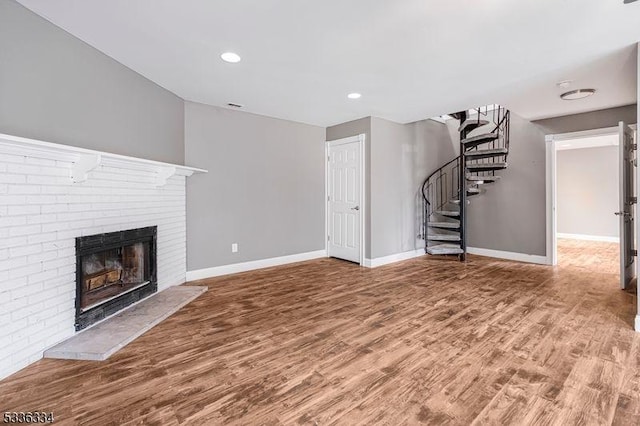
[1,240,638,425]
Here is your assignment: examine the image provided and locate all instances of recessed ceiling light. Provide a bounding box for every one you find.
[560,89,596,101]
[221,52,241,63]
[347,93,362,99]
[556,80,573,89]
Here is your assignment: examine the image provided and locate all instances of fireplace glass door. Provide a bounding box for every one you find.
[79,242,150,312]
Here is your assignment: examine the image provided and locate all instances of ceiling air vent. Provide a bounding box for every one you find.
[227,103,243,108]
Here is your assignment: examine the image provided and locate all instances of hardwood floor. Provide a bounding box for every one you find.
[1,240,638,425]
[557,237,620,275]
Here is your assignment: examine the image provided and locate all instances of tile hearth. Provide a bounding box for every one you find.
[44,286,207,361]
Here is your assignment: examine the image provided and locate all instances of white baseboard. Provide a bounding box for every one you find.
[557,233,619,243]
[363,246,550,268]
[466,247,548,265]
[636,315,640,333]
[364,249,423,268]
[186,250,327,281]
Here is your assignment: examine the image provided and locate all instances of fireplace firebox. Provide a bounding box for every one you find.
[75,226,157,330]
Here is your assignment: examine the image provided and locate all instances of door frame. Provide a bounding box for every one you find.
[545,125,637,266]
[325,134,366,266]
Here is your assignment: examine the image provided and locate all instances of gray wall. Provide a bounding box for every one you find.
[326,117,371,145]
[185,102,325,270]
[467,112,547,256]
[0,0,185,164]
[466,106,637,257]
[557,146,619,238]
[326,117,372,257]
[370,117,455,258]
[326,116,455,259]
[370,117,413,258]
[533,104,637,135]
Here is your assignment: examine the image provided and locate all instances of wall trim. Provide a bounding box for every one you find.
[467,247,548,265]
[545,134,558,266]
[545,126,620,142]
[186,250,327,281]
[364,249,423,268]
[557,233,619,243]
[636,315,640,332]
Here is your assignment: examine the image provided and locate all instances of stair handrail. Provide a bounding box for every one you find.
[465,106,510,177]
[421,155,461,244]
[421,155,460,206]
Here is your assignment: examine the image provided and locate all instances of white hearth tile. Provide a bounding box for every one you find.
[43,286,207,361]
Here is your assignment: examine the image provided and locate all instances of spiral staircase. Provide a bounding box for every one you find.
[421,105,511,260]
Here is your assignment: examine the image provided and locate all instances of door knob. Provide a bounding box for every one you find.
[351,206,360,211]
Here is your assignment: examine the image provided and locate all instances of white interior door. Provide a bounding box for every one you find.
[328,139,362,263]
[618,122,636,289]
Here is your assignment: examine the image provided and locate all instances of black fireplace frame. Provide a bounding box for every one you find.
[75,226,157,331]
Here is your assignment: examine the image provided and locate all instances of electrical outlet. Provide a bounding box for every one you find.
[231,243,238,253]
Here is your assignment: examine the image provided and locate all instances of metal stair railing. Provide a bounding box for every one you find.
[465,106,510,180]
[421,156,461,246]
[421,105,511,260]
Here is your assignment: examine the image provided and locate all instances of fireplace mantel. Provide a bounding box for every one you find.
[0,133,207,185]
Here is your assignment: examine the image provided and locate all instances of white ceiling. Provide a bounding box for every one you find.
[16,0,640,127]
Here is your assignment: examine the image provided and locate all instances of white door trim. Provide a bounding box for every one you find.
[545,135,557,266]
[325,134,366,265]
[545,126,628,266]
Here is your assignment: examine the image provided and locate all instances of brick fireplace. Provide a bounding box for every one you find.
[0,133,205,380]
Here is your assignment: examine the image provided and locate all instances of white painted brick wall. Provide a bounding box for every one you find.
[0,151,187,380]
